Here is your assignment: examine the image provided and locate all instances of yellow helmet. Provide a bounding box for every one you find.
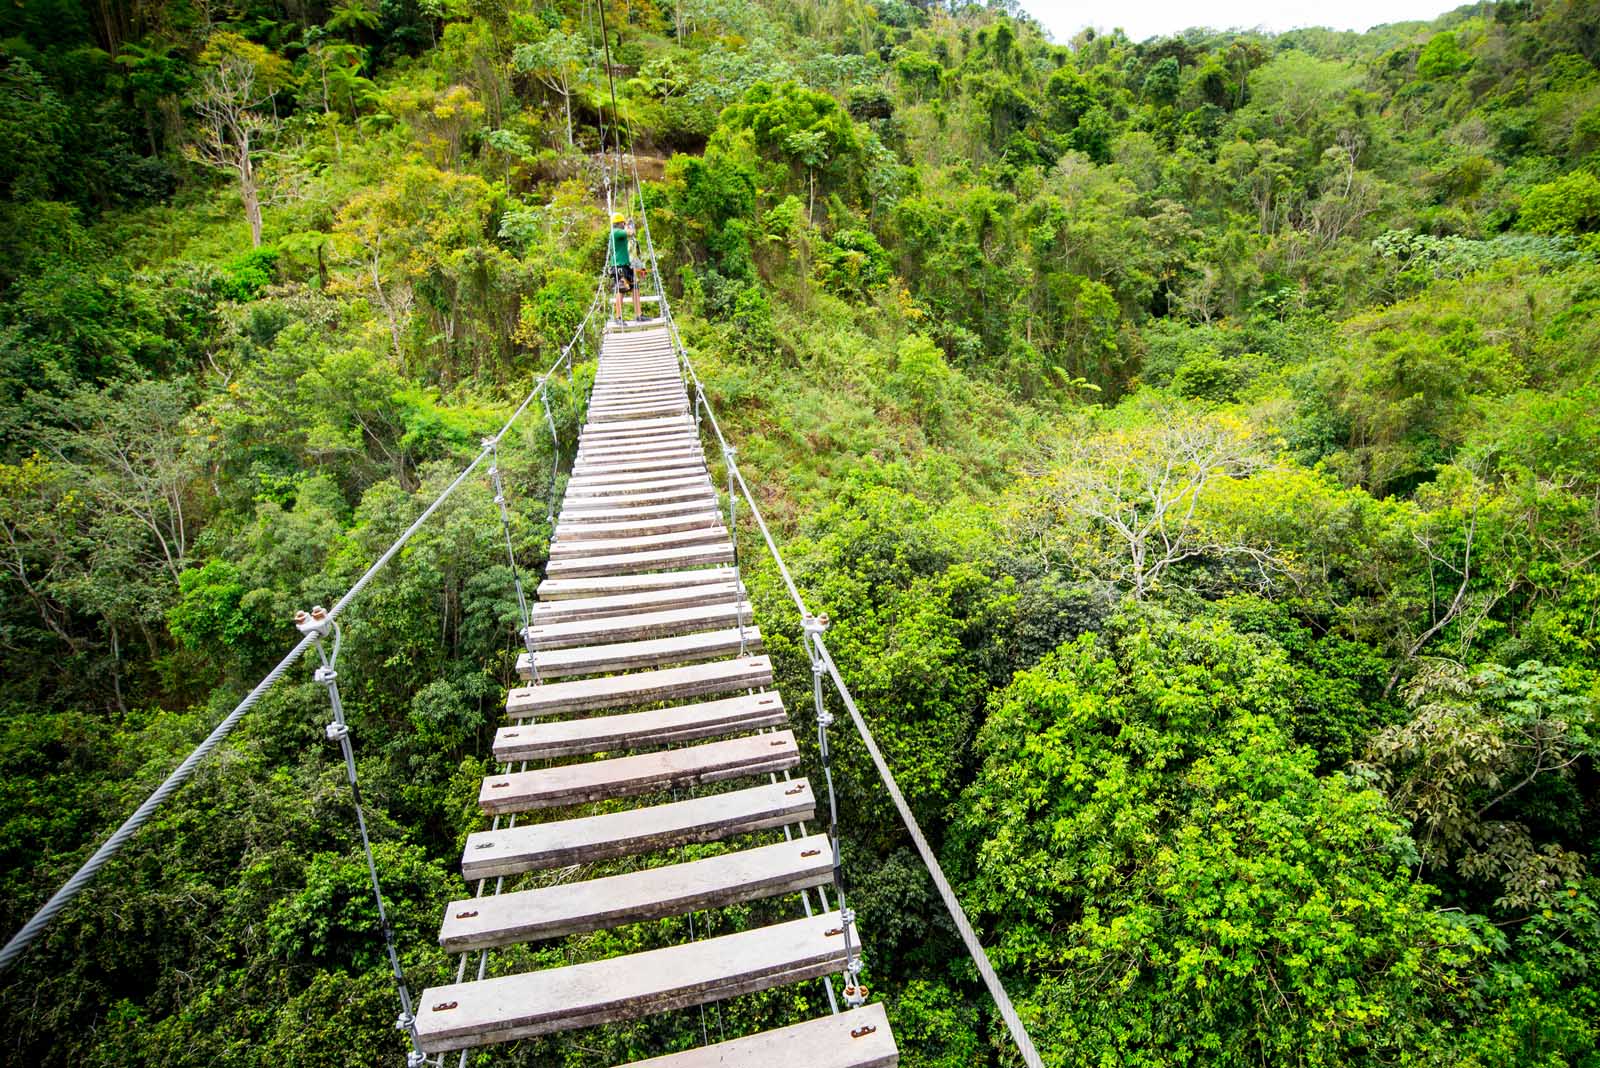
[611,212,625,224]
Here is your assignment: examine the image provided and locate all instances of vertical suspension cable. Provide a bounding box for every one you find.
[298,614,429,1068]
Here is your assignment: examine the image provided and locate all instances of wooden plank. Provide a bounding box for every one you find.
[579,431,697,454]
[625,1004,898,1068]
[578,439,701,460]
[412,910,849,1052]
[589,397,687,413]
[529,625,760,679]
[581,415,692,437]
[527,601,751,649]
[547,526,728,559]
[555,510,722,540]
[567,465,706,488]
[438,833,831,950]
[530,580,741,622]
[542,541,734,579]
[536,567,737,600]
[564,474,711,495]
[563,482,715,506]
[505,654,772,717]
[592,405,690,424]
[478,730,798,813]
[572,452,702,475]
[461,778,816,879]
[558,496,721,522]
[492,691,786,760]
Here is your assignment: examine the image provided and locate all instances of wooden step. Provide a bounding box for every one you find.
[543,541,734,579]
[461,778,816,879]
[536,566,738,600]
[493,691,785,760]
[564,477,712,502]
[548,526,728,559]
[573,451,701,475]
[567,465,707,488]
[555,510,722,541]
[527,601,752,650]
[589,398,687,416]
[592,405,690,423]
[581,415,692,437]
[527,625,760,679]
[439,833,831,950]
[478,730,799,813]
[412,910,849,1052]
[559,496,720,523]
[506,654,772,717]
[531,581,742,622]
[579,434,701,456]
[626,1004,898,1068]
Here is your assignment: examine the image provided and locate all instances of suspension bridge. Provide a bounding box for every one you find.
[0,124,1043,1068]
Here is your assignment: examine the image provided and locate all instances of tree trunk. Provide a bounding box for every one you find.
[239,142,263,247]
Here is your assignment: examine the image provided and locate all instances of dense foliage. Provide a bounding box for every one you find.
[2,0,1598,1065]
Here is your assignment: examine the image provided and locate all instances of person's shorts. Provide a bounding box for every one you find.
[609,264,635,292]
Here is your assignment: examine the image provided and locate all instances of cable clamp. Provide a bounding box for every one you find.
[313,665,338,686]
[325,721,350,742]
[406,1053,428,1068]
[493,494,506,507]
[293,606,333,638]
[802,613,830,636]
[817,709,834,729]
[395,1011,415,1031]
[722,443,737,461]
[840,907,855,927]
[480,436,496,450]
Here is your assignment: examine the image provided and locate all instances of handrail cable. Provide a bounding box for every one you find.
[0,282,605,978]
[627,169,1045,1067]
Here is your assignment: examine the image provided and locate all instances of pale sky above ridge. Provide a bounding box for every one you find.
[1025,0,1461,44]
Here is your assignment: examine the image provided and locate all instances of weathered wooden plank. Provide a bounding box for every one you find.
[578,440,701,462]
[542,541,734,579]
[625,1004,898,1068]
[528,625,760,679]
[492,691,785,760]
[555,510,722,541]
[592,404,690,423]
[478,730,798,813]
[505,654,772,717]
[530,580,740,622]
[547,526,728,559]
[460,778,815,879]
[438,833,830,950]
[571,453,703,477]
[536,566,737,600]
[557,496,721,523]
[567,465,706,488]
[589,395,687,412]
[581,415,692,437]
[527,600,751,649]
[563,480,714,505]
[412,910,849,1052]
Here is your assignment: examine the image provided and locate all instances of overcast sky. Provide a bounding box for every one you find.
[1025,0,1461,43]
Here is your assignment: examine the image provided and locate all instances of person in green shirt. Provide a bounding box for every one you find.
[609,212,643,322]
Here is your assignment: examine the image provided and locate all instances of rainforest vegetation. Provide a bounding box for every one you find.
[2,0,1598,1064]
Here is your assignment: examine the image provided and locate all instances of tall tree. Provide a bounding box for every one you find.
[185,34,285,247]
